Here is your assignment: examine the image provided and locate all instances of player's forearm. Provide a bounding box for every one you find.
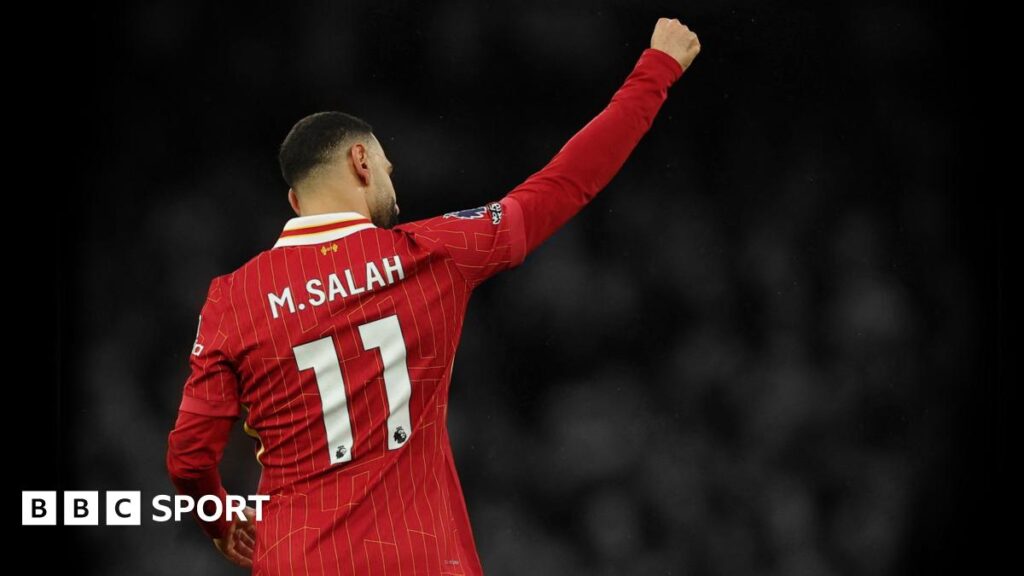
[505,48,685,254]
[168,464,233,539]
[166,409,236,539]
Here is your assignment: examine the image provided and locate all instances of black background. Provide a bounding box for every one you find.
[12,1,1002,574]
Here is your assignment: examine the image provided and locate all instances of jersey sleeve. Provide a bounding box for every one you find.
[503,47,685,257]
[395,48,683,289]
[178,275,242,418]
[393,196,527,289]
[166,409,235,540]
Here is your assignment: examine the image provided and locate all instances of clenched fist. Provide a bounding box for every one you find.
[650,18,701,71]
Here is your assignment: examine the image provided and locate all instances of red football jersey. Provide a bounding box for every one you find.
[168,47,685,575]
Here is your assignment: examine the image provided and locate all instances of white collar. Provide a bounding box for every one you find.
[272,211,376,248]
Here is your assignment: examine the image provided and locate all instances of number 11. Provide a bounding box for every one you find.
[293,314,413,465]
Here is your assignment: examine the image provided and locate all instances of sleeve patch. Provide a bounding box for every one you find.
[442,202,503,224]
[443,205,488,220]
[487,201,503,224]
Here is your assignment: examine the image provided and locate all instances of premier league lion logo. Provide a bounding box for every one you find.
[442,202,503,224]
[443,206,488,219]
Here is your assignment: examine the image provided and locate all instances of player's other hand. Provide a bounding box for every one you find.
[213,506,257,568]
[650,17,701,71]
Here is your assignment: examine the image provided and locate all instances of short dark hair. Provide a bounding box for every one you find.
[278,111,374,188]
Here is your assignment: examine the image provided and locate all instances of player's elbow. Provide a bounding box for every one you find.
[165,409,234,482]
[165,429,214,481]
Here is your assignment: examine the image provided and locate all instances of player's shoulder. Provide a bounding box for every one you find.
[197,249,273,309]
[202,271,235,304]
[206,250,265,295]
[392,200,508,234]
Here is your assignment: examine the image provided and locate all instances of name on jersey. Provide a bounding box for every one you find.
[267,255,405,319]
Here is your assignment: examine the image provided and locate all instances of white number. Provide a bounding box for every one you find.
[358,315,414,450]
[293,314,413,465]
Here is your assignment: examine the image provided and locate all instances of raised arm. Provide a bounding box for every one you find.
[505,18,701,256]
[392,19,700,289]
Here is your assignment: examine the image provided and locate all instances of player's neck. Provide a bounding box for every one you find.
[297,195,371,221]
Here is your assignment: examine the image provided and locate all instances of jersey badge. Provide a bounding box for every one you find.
[487,201,503,224]
[443,205,488,220]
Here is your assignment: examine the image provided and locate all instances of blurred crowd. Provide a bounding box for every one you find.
[73,2,965,574]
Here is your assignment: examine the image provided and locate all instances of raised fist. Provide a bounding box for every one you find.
[650,18,701,71]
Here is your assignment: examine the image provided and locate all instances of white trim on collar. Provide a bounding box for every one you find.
[273,211,377,248]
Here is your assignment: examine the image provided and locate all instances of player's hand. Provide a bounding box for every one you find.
[213,506,257,568]
[650,17,701,71]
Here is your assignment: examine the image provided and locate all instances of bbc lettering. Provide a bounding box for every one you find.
[22,491,268,526]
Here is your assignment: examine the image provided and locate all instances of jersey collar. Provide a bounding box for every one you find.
[273,211,376,248]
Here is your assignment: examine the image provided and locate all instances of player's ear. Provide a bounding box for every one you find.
[351,143,371,186]
[287,188,301,216]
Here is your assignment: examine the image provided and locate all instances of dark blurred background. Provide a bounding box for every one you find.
[12,0,1002,575]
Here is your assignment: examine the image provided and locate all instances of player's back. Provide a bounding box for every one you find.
[231,213,465,494]
[185,205,525,575]
[174,45,687,576]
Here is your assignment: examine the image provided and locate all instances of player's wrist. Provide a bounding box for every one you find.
[205,516,233,541]
[642,47,686,80]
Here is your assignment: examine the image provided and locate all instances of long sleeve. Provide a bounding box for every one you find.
[166,409,236,540]
[166,274,242,540]
[390,47,685,290]
[505,47,685,256]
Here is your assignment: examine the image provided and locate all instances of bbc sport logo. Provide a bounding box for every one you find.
[22,491,269,526]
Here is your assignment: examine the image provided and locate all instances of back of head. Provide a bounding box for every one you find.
[278,111,374,189]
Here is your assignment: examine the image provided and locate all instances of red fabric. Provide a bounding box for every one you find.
[504,47,684,256]
[166,409,235,540]
[166,47,684,574]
